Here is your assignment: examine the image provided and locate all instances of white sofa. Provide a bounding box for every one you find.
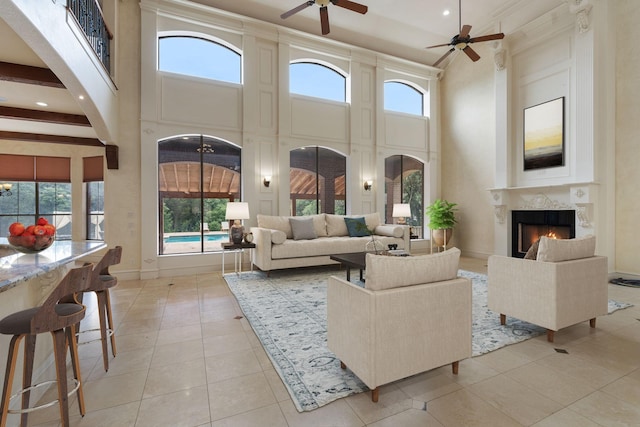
[250,213,410,273]
[327,248,472,402]
[488,235,608,342]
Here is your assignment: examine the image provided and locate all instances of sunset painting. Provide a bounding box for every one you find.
[523,97,564,170]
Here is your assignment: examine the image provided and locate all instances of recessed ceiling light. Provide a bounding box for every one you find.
[36,101,48,107]
[78,95,85,100]
[443,9,451,16]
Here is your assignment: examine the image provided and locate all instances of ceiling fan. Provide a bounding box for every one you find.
[426,0,504,67]
[281,0,368,36]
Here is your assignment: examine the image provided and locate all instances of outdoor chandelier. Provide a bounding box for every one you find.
[0,183,12,197]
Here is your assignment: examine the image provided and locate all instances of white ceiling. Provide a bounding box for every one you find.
[0,0,565,144]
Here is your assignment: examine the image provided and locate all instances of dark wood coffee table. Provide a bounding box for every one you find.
[330,252,367,282]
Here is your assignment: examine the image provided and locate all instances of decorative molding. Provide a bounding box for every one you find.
[493,205,506,224]
[575,205,591,228]
[520,193,571,210]
[566,0,593,33]
[492,41,507,71]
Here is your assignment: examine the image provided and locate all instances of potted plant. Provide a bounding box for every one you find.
[425,199,458,248]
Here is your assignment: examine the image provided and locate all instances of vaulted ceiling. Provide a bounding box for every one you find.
[0,0,564,151]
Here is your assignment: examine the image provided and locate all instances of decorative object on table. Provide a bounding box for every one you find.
[6,217,56,253]
[225,202,250,244]
[426,199,458,250]
[392,203,411,225]
[223,268,633,410]
[244,231,254,243]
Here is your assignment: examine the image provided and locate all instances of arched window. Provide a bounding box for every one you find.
[158,36,241,84]
[384,81,424,116]
[384,155,424,239]
[290,62,346,102]
[158,135,241,255]
[290,147,346,215]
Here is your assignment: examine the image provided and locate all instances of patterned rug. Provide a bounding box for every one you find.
[224,267,632,412]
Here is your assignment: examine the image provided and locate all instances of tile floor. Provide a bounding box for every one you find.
[16,257,640,426]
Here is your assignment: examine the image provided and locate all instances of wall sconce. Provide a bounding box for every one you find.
[363,180,373,191]
[0,183,12,197]
[263,176,271,187]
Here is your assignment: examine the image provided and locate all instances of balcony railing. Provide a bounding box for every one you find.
[67,0,112,73]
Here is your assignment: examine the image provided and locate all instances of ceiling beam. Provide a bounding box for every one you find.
[0,106,90,126]
[0,61,65,88]
[0,131,103,147]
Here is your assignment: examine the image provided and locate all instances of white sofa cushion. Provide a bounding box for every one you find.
[270,230,286,245]
[257,214,293,239]
[537,235,596,262]
[326,213,380,237]
[289,217,317,240]
[365,248,461,291]
[374,225,404,238]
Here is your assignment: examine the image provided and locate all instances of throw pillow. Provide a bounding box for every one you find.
[289,217,317,240]
[257,214,293,239]
[270,230,286,245]
[344,217,369,237]
[374,225,404,238]
[524,238,540,260]
[536,235,596,262]
[365,247,461,291]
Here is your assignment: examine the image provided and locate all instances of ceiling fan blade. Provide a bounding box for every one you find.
[469,33,505,43]
[433,48,455,67]
[459,24,472,39]
[281,1,314,19]
[320,6,330,35]
[425,42,452,49]
[331,0,368,14]
[463,45,481,62]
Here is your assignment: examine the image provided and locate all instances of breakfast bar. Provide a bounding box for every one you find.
[0,238,107,416]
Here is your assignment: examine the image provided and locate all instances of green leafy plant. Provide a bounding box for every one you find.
[425,199,458,230]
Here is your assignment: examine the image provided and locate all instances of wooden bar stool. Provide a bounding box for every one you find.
[73,246,123,372]
[0,263,93,427]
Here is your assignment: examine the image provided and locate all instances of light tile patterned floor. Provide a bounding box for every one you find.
[18,257,640,426]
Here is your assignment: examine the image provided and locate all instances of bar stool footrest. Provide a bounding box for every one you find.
[7,379,80,414]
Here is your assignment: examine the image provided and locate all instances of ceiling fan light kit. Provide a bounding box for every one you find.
[426,0,504,67]
[281,0,368,36]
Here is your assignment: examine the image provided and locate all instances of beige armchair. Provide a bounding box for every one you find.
[488,236,608,342]
[327,249,472,402]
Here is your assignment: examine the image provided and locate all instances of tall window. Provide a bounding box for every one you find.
[385,155,424,239]
[290,147,346,215]
[0,155,72,239]
[384,81,424,116]
[158,135,241,255]
[158,36,241,84]
[290,62,346,102]
[84,156,104,240]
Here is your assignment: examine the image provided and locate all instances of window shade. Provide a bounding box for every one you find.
[83,156,104,182]
[0,154,36,180]
[35,156,71,182]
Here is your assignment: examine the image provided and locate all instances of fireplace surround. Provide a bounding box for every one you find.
[512,210,575,258]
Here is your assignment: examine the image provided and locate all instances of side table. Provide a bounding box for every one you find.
[221,242,256,275]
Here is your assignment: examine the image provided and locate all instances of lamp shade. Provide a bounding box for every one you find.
[392,203,411,218]
[225,202,250,220]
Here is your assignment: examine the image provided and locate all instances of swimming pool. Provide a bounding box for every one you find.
[164,234,228,243]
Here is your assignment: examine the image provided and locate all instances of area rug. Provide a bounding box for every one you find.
[224,268,632,412]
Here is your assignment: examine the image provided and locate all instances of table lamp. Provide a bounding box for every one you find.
[392,203,411,225]
[225,202,250,244]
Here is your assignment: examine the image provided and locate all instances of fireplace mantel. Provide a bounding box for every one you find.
[488,183,599,256]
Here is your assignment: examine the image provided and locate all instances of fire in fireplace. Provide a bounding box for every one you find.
[512,210,575,258]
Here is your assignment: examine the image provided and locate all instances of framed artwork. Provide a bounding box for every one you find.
[523,97,565,171]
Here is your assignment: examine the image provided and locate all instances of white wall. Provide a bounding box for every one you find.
[138,0,439,278]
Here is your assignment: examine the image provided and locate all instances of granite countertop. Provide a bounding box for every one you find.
[0,238,107,293]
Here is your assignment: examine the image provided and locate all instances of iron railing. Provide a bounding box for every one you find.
[67,0,112,73]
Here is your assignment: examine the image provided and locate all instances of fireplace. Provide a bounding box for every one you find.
[512,210,575,258]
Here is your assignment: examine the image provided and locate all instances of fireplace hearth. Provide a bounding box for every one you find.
[512,210,575,258]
